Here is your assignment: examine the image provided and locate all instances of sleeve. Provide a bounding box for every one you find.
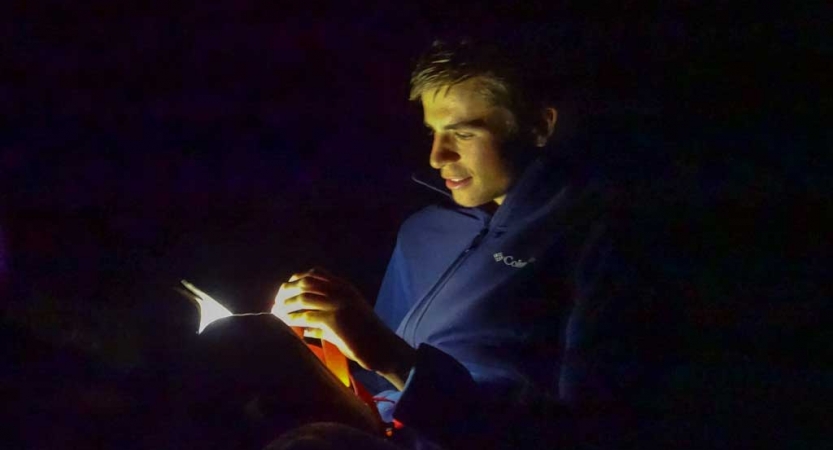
[384,343,576,449]
[384,219,686,449]
[350,237,411,396]
[370,233,530,447]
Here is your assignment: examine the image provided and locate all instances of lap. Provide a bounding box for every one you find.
[181,314,380,449]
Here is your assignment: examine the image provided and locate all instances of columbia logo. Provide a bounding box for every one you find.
[493,252,536,268]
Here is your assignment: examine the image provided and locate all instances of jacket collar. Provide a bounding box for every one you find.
[489,152,572,230]
[412,150,575,229]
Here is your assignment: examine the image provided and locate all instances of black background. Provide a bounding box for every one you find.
[1,1,829,447]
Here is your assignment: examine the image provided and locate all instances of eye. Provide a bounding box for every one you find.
[454,132,474,140]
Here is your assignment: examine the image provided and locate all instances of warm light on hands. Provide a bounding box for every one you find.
[271,268,376,368]
[271,268,416,389]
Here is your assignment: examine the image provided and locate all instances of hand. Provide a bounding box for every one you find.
[272,268,415,389]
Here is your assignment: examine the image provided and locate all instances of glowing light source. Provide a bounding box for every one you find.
[180,279,233,333]
[177,280,351,388]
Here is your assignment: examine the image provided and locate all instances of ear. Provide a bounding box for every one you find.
[533,107,558,147]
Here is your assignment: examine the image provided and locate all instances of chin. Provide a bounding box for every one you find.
[452,194,490,208]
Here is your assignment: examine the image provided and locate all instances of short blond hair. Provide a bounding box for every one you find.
[410,39,556,138]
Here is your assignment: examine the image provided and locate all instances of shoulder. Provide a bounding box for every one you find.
[398,203,483,237]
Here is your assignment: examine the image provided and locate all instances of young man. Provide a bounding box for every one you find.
[272,39,666,448]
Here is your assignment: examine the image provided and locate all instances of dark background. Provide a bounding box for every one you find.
[1,1,829,448]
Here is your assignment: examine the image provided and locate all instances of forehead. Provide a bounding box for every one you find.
[420,78,512,127]
[421,78,494,113]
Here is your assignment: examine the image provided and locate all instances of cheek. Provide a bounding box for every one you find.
[478,143,511,179]
[465,138,501,168]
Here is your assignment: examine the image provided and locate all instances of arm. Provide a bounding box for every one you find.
[271,222,675,448]
[369,239,578,448]
[382,220,683,448]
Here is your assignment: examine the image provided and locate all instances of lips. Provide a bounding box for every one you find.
[444,176,472,190]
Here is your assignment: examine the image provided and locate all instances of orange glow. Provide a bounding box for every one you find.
[181,280,351,388]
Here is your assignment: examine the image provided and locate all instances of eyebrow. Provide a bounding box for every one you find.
[424,119,489,131]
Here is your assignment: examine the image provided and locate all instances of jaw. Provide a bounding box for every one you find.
[450,183,489,208]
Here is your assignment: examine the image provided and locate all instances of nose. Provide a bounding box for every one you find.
[429,133,460,169]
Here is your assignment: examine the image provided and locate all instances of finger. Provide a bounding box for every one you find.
[283,310,329,329]
[283,292,335,314]
[294,275,331,294]
[289,268,332,283]
[275,278,328,305]
[274,283,299,306]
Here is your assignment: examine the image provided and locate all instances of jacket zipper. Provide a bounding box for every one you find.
[405,226,490,344]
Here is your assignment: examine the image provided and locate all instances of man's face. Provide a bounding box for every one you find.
[421,78,518,207]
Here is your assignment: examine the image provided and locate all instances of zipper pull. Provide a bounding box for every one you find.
[465,228,489,253]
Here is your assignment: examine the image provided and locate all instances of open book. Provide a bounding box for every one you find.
[174,279,235,334]
[175,279,352,388]
[174,280,383,436]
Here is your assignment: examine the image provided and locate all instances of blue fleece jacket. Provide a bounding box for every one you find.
[363,149,673,448]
